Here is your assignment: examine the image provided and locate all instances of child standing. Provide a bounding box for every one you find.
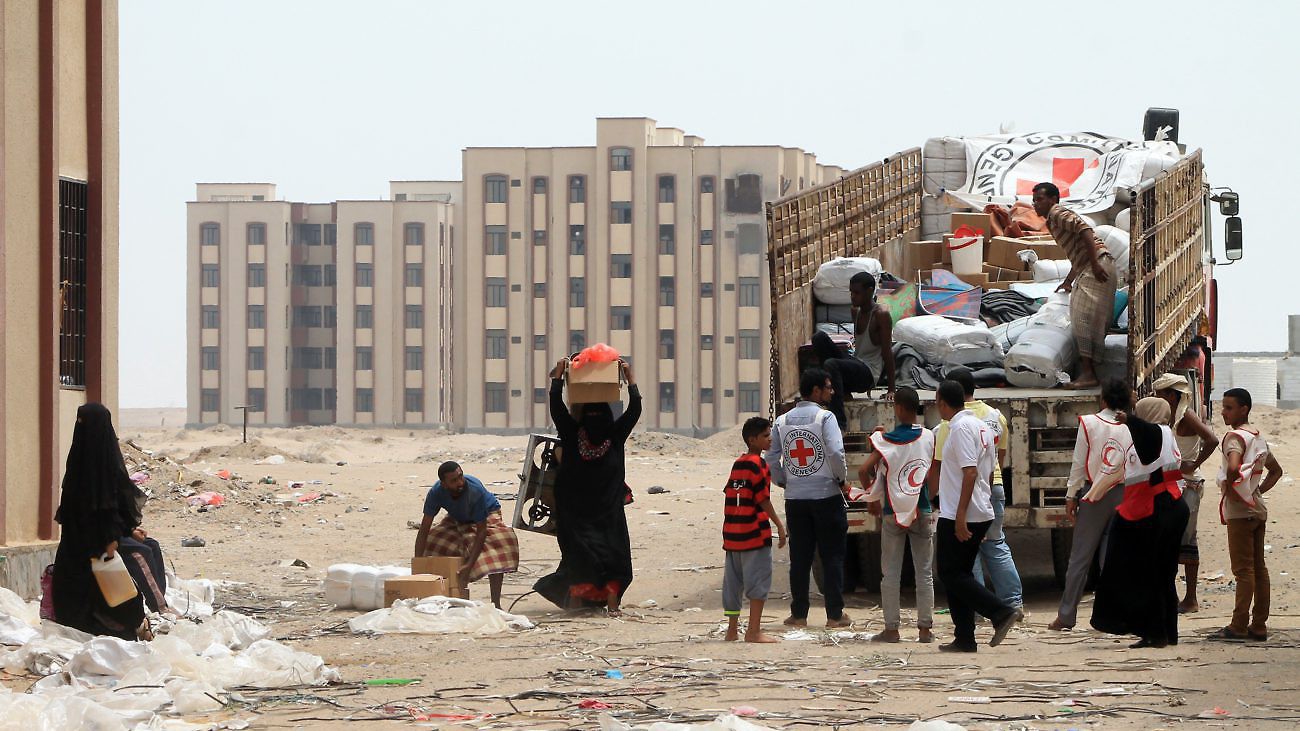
[723,417,788,643]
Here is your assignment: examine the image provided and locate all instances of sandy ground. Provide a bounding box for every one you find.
[46,408,1300,727]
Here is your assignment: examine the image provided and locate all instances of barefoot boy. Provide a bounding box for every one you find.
[723,417,788,642]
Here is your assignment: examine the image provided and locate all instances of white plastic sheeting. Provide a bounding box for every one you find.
[891,316,1004,368]
[348,596,534,635]
[811,258,882,305]
[600,713,778,731]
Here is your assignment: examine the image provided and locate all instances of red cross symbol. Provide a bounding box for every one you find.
[1016,157,1100,197]
[790,438,816,467]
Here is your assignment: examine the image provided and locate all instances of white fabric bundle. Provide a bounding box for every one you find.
[892,315,1004,367]
[812,257,882,305]
[1032,260,1071,283]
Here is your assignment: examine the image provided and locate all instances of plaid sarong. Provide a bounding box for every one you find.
[1069,254,1116,359]
[424,511,520,581]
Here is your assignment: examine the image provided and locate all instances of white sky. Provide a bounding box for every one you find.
[119,0,1297,407]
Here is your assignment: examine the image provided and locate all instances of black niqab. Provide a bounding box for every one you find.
[580,403,615,444]
[55,403,144,549]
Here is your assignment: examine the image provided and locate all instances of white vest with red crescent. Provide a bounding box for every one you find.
[1218,427,1268,518]
[868,427,935,527]
[1080,412,1131,484]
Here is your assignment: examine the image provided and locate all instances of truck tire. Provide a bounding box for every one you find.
[1051,527,1073,588]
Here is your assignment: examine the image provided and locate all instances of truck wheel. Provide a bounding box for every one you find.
[856,532,883,594]
[1051,527,1073,589]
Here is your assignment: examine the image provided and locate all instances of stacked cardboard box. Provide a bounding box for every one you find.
[412,556,470,599]
[383,574,450,606]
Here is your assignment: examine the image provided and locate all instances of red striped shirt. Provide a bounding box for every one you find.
[723,454,772,552]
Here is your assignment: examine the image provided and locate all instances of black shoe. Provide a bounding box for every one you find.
[1129,637,1169,649]
[990,610,1023,647]
[938,641,977,653]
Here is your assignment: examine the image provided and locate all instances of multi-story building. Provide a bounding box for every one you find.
[186,181,457,427]
[2,0,120,597]
[455,117,841,434]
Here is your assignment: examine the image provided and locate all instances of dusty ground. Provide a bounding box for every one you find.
[84,408,1300,727]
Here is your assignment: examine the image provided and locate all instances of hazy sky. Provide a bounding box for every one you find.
[119,0,1297,407]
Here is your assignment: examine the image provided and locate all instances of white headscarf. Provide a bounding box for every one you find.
[1152,373,1193,427]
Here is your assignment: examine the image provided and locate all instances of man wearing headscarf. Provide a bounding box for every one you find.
[1085,397,1190,648]
[51,403,153,640]
[1153,373,1218,614]
[534,357,641,615]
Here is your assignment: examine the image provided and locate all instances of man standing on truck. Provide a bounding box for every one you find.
[850,273,896,398]
[766,367,853,629]
[1032,182,1117,390]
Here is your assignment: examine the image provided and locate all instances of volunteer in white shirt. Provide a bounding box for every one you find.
[932,380,1022,652]
[1049,381,1133,631]
[765,367,852,629]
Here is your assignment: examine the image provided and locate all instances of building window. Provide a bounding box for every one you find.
[246,305,264,329]
[701,229,716,246]
[739,329,761,360]
[659,383,676,413]
[658,330,675,359]
[247,223,266,246]
[611,202,632,224]
[405,346,424,371]
[293,223,322,245]
[485,175,508,204]
[533,282,546,298]
[569,277,586,307]
[532,177,547,194]
[700,176,715,194]
[533,230,547,246]
[567,225,586,255]
[323,306,336,328]
[355,388,374,413]
[610,147,633,171]
[610,306,632,331]
[293,306,322,327]
[739,383,762,413]
[355,263,374,287]
[293,265,323,286]
[248,264,266,288]
[485,225,507,255]
[533,387,547,404]
[486,330,507,359]
[569,330,586,354]
[200,223,220,245]
[739,277,761,307]
[701,387,714,404]
[201,305,220,329]
[293,347,323,369]
[726,174,763,214]
[405,388,424,413]
[247,347,265,371]
[485,277,507,307]
[201,347,220,371]
[355,305,373,329]
[404,305,424,329]
[324,224,336,246]
[658,276,675,307]
[701,334,714,350]
[701,282,714,298]
[355,347,373,371]
[201,265,220,288]
[200,389,220,412]
[355,222,374,246]
[737,223,764,255]
[485,383,508,413]
[323,265,336,286]
[658,224,675,255]
[533,334,547,350]
[658,175,675,203]
[291,388,323,411]
[611,254,632,278]
[568,175,586,203]
[247,388,265,412]
[323,347,336,369]
[404,223,425,246]
[404,264,424,288]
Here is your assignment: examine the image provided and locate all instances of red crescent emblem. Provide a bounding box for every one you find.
[906,465,928,488]
[1101,444,1120,467]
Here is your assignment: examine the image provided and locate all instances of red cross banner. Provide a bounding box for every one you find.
[941,132,1181,214]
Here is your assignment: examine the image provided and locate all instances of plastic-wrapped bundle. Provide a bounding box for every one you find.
[891,315,1004,368]
[373,566,411,609]
[1005,325,1076,388]
[812,257,882,305]
[1032,260,1071,283]
[325,563,363,608]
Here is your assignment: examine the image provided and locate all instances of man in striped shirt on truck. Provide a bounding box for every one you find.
[723,417,788,643]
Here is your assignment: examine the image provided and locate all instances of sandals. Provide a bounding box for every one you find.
[1208,627,1249,641]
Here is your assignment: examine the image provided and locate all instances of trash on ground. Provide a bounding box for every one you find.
[605,669,624,679]
[258,455,286,465]
[599,713,779,731]
[647,486,668,494]
[347,597,533,635]
[180,536,206,548]
[364,677,421,686]
[186,491,225,507]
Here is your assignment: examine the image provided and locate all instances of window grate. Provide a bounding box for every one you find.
[59,179,89,388]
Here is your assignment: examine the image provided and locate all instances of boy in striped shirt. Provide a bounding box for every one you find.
[723,417,788,643]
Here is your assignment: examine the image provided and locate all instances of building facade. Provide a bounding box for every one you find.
[455,117,840,434]
[186,182,457,427]
[2,0,120,597]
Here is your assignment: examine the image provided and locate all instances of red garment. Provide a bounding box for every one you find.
[722,454,772,551]
[1118,468,1184,521]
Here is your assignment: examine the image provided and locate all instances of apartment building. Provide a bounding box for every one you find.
[455,117,841,434]
[2,0,120,597]
[186,182,457,427]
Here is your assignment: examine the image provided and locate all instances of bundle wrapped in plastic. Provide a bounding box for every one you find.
[891,315,1004,368]
[812,258,882,305]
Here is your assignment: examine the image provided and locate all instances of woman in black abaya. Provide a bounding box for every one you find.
[51,403,152,640]
[534,357,641,615]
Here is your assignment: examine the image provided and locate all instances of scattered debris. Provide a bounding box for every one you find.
[647,485,668,494]
[181,536,206,548]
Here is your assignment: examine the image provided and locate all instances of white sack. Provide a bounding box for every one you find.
[989,317,1035,352]
[1005,325,1076,388]
[1032,260,1071,283]
[812,257,882,305]
[891,316,1004,367]
[1094,225,1130,282]
[1114,207,1130,232]
[349,597,534,636]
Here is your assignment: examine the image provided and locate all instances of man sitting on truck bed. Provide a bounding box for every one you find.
[1032,182,1117,390]
[850,272,896,399]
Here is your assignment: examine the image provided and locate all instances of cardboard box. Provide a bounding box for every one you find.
[986,236,1067,271]
[982,263,1033,283]
[384,574,449,606]
[950,212,994,242]
[903,241,945,282]
[413,556,463,591]
[566,360,621,404]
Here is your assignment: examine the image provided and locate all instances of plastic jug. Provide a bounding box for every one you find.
[91,552,140,607]
[947,224,985,276]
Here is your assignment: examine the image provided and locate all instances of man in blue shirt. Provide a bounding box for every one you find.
[415,461,520,608]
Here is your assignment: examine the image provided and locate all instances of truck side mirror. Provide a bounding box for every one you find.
[1225,216,1243,261]
[1216,191,1240,216]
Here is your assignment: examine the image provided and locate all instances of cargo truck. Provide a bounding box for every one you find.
[765,109,1243,589]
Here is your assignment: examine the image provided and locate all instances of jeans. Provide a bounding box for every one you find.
[1227,517,1270,634]
[880,513,935,630]
[787,496,849,620]
[971,483,1024,609]
[937,518,1014,647]
[1057,486,1123,626]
